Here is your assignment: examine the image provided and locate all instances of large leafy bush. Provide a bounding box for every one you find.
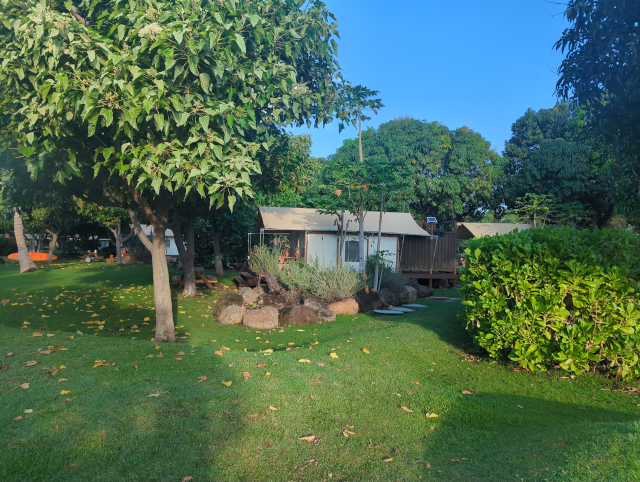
[461,228,640,379]
[0,236,11,256]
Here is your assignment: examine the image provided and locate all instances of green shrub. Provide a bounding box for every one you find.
[251,245,362,302]
[0,237,11,256]
[364,255,408,289]
[461,228,640,379]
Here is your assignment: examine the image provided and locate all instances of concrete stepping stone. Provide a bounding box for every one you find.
[392,307,415,313]
[403,304,428,309]
[373,309,405,315]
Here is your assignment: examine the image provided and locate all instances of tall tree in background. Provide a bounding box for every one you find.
[501,102,613,228]
[0,0,372,341]
[555,0,640,221]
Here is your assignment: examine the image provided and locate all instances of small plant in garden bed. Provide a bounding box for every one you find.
[461,227,640,379]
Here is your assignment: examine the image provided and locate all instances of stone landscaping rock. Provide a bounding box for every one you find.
[406,278,420,291]
[303,296,337,322]
[418,285,434,298]
[388,285,417,304]
[242,306,279,329]
[239,287,258,305]
[378,288,399,307]
[123,255,136,264]
[279,305,318,326]
[355,288,382,312]
[214,293,245,317]
[252,285,266,297]
[260,293,284,306]
[327,298,359,315]
[218,305,245,324]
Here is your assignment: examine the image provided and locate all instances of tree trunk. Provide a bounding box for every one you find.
[213,232,223,277]
[46,229,59,264]
[373,192,384,292]
[358,198,366,273]
[14,209,38,273]
[128,187,176,343]
[110,221,134,266]
[172,217,197,297]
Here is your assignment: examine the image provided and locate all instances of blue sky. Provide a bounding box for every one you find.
[289,0,570,158]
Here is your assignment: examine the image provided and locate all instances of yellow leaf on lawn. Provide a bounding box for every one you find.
[383,457,394,463]
[266,372,271,376]
[59,365,66,369]
[221,381,232,387]
[93,360,105,368]
[298,435,316,442]
[362,348,370,354]
[156,353,163,358]
[58,379,68,383]
[144,317,150,321]
[264,349,273,354]
[401,406,414,413]
[426,413,439,418]
[269,406,279,411]
[68,336,74,340]
[48,346,68,351]
[32,332,43,337]
[13,416,23,421]
[60,390,70,395]
[330,353,339,359]
[91,313,99,317]
[24,409,33,414]
[77,330,83,335]
[155,345,161,350]
[298,359,311,363]
[214,350,223,357]
[221,346,230,351]
[20,383,30,389]
[25,360,38,367]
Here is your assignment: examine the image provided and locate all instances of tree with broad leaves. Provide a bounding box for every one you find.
[0,0,374,341]
[555,0,640,218]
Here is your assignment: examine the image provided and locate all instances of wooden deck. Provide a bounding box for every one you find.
[401,271,460,288]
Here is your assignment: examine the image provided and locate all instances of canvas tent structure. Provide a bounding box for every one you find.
[254,207,430,270]
[456,223,531,240]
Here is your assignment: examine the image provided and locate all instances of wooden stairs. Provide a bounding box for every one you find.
[233,271,261,289]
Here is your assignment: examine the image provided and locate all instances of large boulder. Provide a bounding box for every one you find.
[260,293,284,306]
[355,288,382,313]
[218,305,245,325]
[279,305,318,326]
[378,288,399,307]
[303,296,336,322]
[253,285,266,297]
[243,306,279,329]
[388,285,417,304]
[123,254,136,264]
[239,287,259,305]
[406,278,420,291]
[418,285,434,298]
[214,293,245,318]
[327,298,359,315]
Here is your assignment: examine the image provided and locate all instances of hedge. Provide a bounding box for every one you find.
[0,237,11,256]
[461,228,640,379]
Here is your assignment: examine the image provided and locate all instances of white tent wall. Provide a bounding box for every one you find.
[306,233,399,269]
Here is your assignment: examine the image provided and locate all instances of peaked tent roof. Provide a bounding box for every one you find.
[457,222,531,240]
[258,207,430,236]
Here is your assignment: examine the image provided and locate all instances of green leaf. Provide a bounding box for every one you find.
[117,25,126,41]
[100,108,113,127]
[26,132,34,144]
[173,31,184,45]
[228,194,236,212]
[199,73,210,94]
[212,145,223,160]
[234,33,246,54]
[66,111,74,121]
[248,14,260,26]
[188,56,199,75]
[16,68,24,81]
[102,147,115,161]
[199,115,210,131]
[176,112,190,126]
[151,178,162,194]
[154,113,164,131]
[18,145,35,157]
[88,50,96,62]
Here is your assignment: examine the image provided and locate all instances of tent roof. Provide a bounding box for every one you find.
[258,207,430,236]
[457,222,531,240]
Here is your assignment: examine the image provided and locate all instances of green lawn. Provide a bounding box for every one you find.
[1,259,639,482]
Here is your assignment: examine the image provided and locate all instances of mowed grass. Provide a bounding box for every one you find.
[0,259,639,482]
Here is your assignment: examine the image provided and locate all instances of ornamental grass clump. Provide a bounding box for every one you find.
[461,228,640,379]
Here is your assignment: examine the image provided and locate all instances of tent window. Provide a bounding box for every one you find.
[345,241,359,262]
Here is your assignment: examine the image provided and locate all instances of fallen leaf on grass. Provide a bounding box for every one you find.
[343,430,355,437]
[47,368,59,376]
[411,381,420,385]
[93,360,106,368]
[65,398,72,402]
[2,364,7,372]
[5,352,13,358]
[401,406,414,413]
[25,360,38,367]
[177,351,186,356]
[24,409,33,413]
[198,376,207,383]
[265,372,271,376]
[221,346,230,351]
[298,435,317,442]
[329,353,339,359]
[77,330,83,335]
[149,393,160,397]
[32,332,43,337]
[269,406,279,411]
[221,381,232,387]
[13,416,22,421]
[175,357,182,361]
[264,349,273,354]
[383,458,393,463]
[257,363,267,368]
[60,365,66,369]
[298,359,311,363]
[462,390,475,395]
[426,413,439,418]
[20,383,30,389]
[181,477,194,482]
[48,346,68,351]
[156,353,163,358]
[60,390,70,395]
[243,372,250,381]
[294,460,315,472]
[451,458,461,463]
[58,378,68,383]
[362,348,370,354]
[517,405,524,409]
[214,350,223,357]
[38,349,52,355]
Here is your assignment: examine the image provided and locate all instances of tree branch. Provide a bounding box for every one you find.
[128,209,153,251]
[126,182,158,226]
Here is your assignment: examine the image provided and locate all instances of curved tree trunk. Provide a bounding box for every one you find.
[172,218,197,297]
[46,229,59,264]
[14,209,38,273]
[212,232,224,277]
[372,192,384,292]
[128,186,176,343]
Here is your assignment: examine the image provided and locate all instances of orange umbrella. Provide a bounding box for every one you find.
[8,253,57,261]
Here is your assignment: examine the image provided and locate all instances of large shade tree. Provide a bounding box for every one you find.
[501,102,613,228]
[0,0,371,341]
[555,0,640,220]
